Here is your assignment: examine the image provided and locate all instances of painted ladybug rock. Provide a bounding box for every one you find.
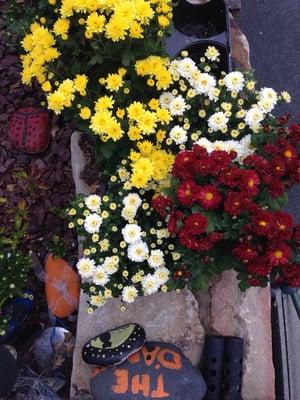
[9,107,50,154]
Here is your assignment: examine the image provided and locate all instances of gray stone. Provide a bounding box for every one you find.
[196,271,275,400]
[90,342,207,400]
[71,290,205,396]
[71,131,91,196]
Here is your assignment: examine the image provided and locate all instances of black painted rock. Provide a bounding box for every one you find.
[90,341,207,400]
[0,346,17,398]
[82,323,145,367]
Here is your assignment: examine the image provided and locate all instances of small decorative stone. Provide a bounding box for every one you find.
[90,342,207,400]
[82,323,146,367]
[9,107,50,154]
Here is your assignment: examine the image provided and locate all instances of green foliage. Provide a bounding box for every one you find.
[0,248,31,335]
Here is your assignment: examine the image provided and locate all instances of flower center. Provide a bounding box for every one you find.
[248,179,254,187]
[274,250,283,259]
[259,220,267,227]
[205,192,214,201]
[284,150,292,158]
[185,189,191,196]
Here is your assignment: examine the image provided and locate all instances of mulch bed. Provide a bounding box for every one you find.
[0,2,78,398]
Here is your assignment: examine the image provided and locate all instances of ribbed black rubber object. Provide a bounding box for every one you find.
[203,335,225,400]
[221,336,244,400]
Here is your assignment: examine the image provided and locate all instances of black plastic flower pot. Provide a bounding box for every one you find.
[167,0,232,72]
[0,346,17,398]
[221,336,244,400]
[202,335,225,400]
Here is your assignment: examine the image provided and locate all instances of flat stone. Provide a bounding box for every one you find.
[72,290,205,397]
[90,342,207,400]
[230,17,251,69]
[70,131,91,196]
[196,271,275,400]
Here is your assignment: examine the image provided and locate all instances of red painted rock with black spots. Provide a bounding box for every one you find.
[9,107,50,154]
[90,342,207,400]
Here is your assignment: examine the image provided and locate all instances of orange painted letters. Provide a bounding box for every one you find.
[131,374,151,396]
[157,349,182,370]
[151,374,170,398]
[112,369,128,394]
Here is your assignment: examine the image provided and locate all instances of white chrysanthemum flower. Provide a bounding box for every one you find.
[238,134,256,162]
[196,137,214,153]
[121,205,137,221]
[122,193,142,210]
[169,95,187,116]
[281,91,291,103]
[77,258,96,279]
[90,294,106,307]
[148,249,165,269]
[169,125,188,144]
[224,71,245,92]
[259,87,278,105]
[245,107,264,128]
[118,167,130,182]
[208,87,220,102]
[208,112,229,132]
[205,46,220,61]
[122,286,138,303]
[154,266,170,285]
[93,265,109,286]
[122,224,142,244]
[194,73,216,95]
[85,195,101,212]
[257,98,275,113]
[159,92,175,109]
[142,274,160,295]
[127,241,149,262]
[84,213,103,234]
[177,57,197,79]
[103,256,119,275]
[156,229,170,239]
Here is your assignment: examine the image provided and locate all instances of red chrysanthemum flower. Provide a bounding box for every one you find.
[281,264,300,288]
[263,143,280,154]
[198,184,222,210]
[218,166,241,187]
[287,123,300,145]
[251,210,275,239]
[177,180,201,206]
[239,170,260,197]
[281,143,298,168]
[224,191,247,216]
[271,156,286,177]
[168,210,184,234]
[267,179,285,198]
[274,211,294,240]
[293,224,300,248]
[183,213,208,235]
[246,259,273,277]
[267,243,292,266]
[233,244,258,263]
[172,150,196,180]
[243,154,270,174]
[152,195,173,218]
[247,277,263,286]
[210,150,233,174]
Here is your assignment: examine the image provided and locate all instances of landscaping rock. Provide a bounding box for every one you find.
[71,131,91,196]
[196,271,275,400]
[90,342,207,400]
[230,17,251,69]
[71,290,205,397]
[82,323,146,367]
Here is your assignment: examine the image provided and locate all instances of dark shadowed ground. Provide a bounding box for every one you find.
[238,0,300,222]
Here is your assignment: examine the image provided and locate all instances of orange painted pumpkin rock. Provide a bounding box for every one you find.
[45,253,80,318]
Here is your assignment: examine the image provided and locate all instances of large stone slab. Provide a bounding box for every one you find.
[196,271,275,400]
[72,290,205,396]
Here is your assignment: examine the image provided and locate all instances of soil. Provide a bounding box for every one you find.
[0,2,78,398]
